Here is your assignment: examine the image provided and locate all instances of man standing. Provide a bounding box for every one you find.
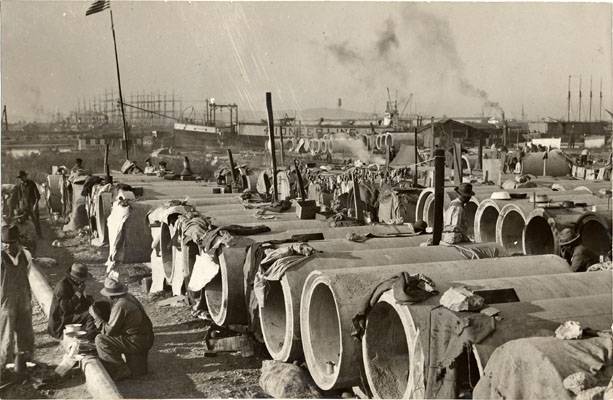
[12,209,37,256]
[559,228,598,272]
[91,277,154,380]
[48,263,97,341]
[16,171,41,237]
[0,225,34,387]
[442,183,474,244]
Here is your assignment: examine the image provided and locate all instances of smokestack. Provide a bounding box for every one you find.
[589,76,593,122]
[578,76,583,121]
[338,98,342,108]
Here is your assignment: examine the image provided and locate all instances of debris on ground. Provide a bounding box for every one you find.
[259,360,321,398]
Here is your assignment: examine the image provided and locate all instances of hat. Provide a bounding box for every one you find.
[69,263,91,281]
[413,220,428,233]
[17,170,28,179]
[558,227,580,246]
[454,183,475,197]
[100,277,128,297]
[1,225,20,243]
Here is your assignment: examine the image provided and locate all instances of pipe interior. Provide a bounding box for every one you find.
[308,283,341,377]
[185,242,199,278]
[260,281,288,356]
[425,197,435,228]
[524,216,555,255]
[465,201,478,240]
[479,206,499,243]
[416,192,431,223]
[364,302,409,399]
[580,220,611,256]
[160,224,173,278]
[500,210,525,255]
[205,273,223,318]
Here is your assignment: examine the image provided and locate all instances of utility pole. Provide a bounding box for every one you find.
[600,78,603,121]
[578,75,583,122]
[589,75,593,122]
[2,105,8,133]
[265,92,278,202]
[567,75,571,121]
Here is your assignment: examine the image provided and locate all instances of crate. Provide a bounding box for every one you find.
[296,200,318,219]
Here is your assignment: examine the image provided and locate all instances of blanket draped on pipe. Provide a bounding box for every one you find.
[105,200,131,272]
[473,334,613,400]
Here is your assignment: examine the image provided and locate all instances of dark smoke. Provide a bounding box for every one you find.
[327,41,363,64]
[376,19,399,56]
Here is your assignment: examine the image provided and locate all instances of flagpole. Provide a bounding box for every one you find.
[109,8,129,160]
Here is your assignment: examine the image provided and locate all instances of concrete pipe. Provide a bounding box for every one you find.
[495,202,534,255]
[260,237,477,362]
[471,293,612,376]
[204,245,251,326]
[250,224,417,242]
[521,150,572,177]
[91,191,113,247]
[302,254,569,391]
[138,198,243,208]
[292,235,432,253]
[415,186,500,223]
[546,179,612,192]
[363,271,611,399]
[523,208,612,256]
[159,222,175,283]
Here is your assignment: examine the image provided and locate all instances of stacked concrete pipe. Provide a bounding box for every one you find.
[523,208,612,256]
[219,242,500,330]
[259,237,478,362]
[299,254,570,391]
[250,224,417,242]
[470,293,612,377]
[362,268,611,398]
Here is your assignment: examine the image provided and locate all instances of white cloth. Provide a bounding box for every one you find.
[187,253,220,292]
[105,200,131,272]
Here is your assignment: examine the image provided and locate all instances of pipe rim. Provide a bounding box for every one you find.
[300,273,343,390]
[362,290,424,399]
[473,201,501,244]
[415,189,433,222]
[259,277,295,361]
[522,212,556,255]
[205,252,230,326]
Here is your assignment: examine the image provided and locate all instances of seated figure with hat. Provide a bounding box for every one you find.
[441,183,474,244]
[90,276,154,380]
[48,263,97,341]
[558,227,599,272]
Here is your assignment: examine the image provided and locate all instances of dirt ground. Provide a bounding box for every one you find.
[2,216,268,399]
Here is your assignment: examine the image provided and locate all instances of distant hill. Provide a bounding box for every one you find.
[239,107,376,122]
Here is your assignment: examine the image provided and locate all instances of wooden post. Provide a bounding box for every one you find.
[453,142,463,185]
[432,148,445,245]
[352,172,364,223]
[266,92,278,202]
[477,136,483,170]
[227,148,238,190]
[279,120,285,166]
[412,127,419,187]
[294,159,306,200]
[109,10,130,161]
[104,144,111,183]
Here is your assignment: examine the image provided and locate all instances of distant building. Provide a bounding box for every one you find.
[416,118,501,149]
[545,121,610,139]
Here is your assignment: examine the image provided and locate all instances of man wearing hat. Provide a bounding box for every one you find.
[48,263,97,341]
[442,183,474,244]
[91,277,154,380]
[559,227,599,272]
[0,225,34,387]
[16,170,41,237]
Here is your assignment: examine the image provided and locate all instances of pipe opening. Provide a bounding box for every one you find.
[363,302,409,399]
[524,216,554,255]
[416,192,432,223]
[479,206,499,243]
[308,283,341,379]
[580,220,611,256]
[465,201,478,240]
[160,223,173,280]
[205,273,223,318]
[260,281,289,358]
[425,196,435,228]
[500,210,525,255]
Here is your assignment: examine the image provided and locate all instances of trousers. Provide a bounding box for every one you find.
[0,303,34,384]
[95,333,153,376]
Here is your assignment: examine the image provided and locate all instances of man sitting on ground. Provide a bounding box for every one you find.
[91,277,154,380]
[48,263,97,341]
[441,183,474,244]
[559,227,599,272]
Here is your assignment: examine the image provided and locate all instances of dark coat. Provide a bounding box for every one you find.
[48,276,93,339]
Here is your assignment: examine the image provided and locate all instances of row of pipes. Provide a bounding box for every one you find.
[83,171,612,398]
[272,132,397,155]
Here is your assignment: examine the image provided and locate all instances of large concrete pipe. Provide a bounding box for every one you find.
[301,254,569,391]
[523,208,612,256]
[140,189,239,201]
[138,198,243,208]
[63,182,88,232]
[363,271,611,399]
[283,235,432,253]
[471,293,612,376]
[521,150,572,177]
[249,223,417,242]
[259,238,486,362]
[472,189,594,243]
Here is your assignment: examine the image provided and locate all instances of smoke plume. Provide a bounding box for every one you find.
[376,19,399,57]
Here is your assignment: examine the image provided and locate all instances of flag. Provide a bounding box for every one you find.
[85,0,110,16]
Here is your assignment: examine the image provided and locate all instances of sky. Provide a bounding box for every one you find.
[1,1,611,122]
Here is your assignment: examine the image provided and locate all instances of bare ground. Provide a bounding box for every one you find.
[2,217,268,399]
